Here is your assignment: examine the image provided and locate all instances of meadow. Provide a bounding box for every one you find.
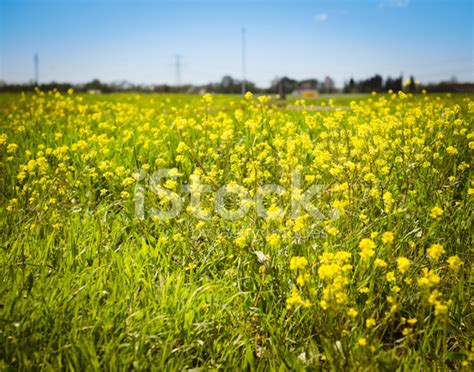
[0,90,473,370]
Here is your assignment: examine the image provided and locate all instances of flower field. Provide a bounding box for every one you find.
[1,90,473,369]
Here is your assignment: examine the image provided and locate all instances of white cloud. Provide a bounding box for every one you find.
[314,13,329,23]
[380,0,410,8]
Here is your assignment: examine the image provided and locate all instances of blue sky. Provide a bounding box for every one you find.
[0,0,472,87]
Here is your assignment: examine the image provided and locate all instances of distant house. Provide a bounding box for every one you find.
[293,82,319,98]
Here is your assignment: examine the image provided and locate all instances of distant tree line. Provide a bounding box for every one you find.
[204,75,257,94]
[0,75,472,94]
[0,78,262,94]
[341,74,474,94]
[344,75,412,93]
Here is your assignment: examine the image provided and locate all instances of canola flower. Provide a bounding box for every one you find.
[359,238,376,260]
[357,338,367,347]
[427,243,445,261]
[447,255,463,271]
[381,231,395,244]
[396,257,411,274]
[430,206,444,219]
[0,90,472,370]
[290,256,308,270]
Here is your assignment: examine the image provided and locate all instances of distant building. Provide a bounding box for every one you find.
[321,76,335,93]
[293,82,319,98]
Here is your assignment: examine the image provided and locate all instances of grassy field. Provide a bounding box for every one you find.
[0,91,473,370]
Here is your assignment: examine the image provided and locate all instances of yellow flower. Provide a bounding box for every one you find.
[325,225,339,236]
[266,233,280,247]
[383,191,395,212]
[375,258,387,267]
[257,95,270,104]
[430,206,443,219]
[446,146,458,155]
[115,166,126,176]
[318,263,340,280]
[428,290,438,302]
[286,287,303,309]
[427,244,445,261]
[366,318,376,328]
[121,177,135,186]
[286,287,311,309]
[386,271,396,282]
[348,308,358,318]
[447,255,462,271]
[202,93,213,105]
[290,256,308,271]
[417,268,440,288]
[296,273,310,286]
[335,251,352,262]
[357,338,367,346]
[267,205,282,220]
[359,238,376,260]
[434,302,449,316]
[7,143,18,153]
[396,257,410,274]
[398,91,407,99]
[292,216,306,232]
[381,232,395,244]
[164,179,177,190]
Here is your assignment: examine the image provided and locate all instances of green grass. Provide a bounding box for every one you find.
[0,91,473,370]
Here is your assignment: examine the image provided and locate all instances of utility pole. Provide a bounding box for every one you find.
[174,55,182,87]
[241,28,246,95]
[34,53,39,85]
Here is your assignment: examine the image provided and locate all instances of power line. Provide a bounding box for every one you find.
[34,53,39,85]
[173,54,182,87]
[241,28,246,95]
